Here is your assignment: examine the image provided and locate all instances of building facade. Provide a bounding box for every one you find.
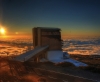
[32,27,62,50]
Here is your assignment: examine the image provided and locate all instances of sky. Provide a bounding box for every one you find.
[0,0,100,39]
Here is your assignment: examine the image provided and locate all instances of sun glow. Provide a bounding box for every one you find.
[0,27,6,35]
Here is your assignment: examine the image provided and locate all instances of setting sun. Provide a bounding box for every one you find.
[0,28,6,35]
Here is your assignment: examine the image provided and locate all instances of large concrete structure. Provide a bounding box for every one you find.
[32,27,62,50]
[14,27,88,67]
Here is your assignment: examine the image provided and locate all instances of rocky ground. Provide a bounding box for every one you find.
[0,57,65,82]
[70,54,100,73]
[1,55,100,82]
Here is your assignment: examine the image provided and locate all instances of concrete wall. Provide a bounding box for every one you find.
[32,27,62,50]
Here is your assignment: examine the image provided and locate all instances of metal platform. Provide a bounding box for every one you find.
[14,45,49,62]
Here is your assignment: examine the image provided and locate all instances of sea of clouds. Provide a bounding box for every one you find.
[0,37,100,56]
[62,38,100,55]
[0,37,33,57]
